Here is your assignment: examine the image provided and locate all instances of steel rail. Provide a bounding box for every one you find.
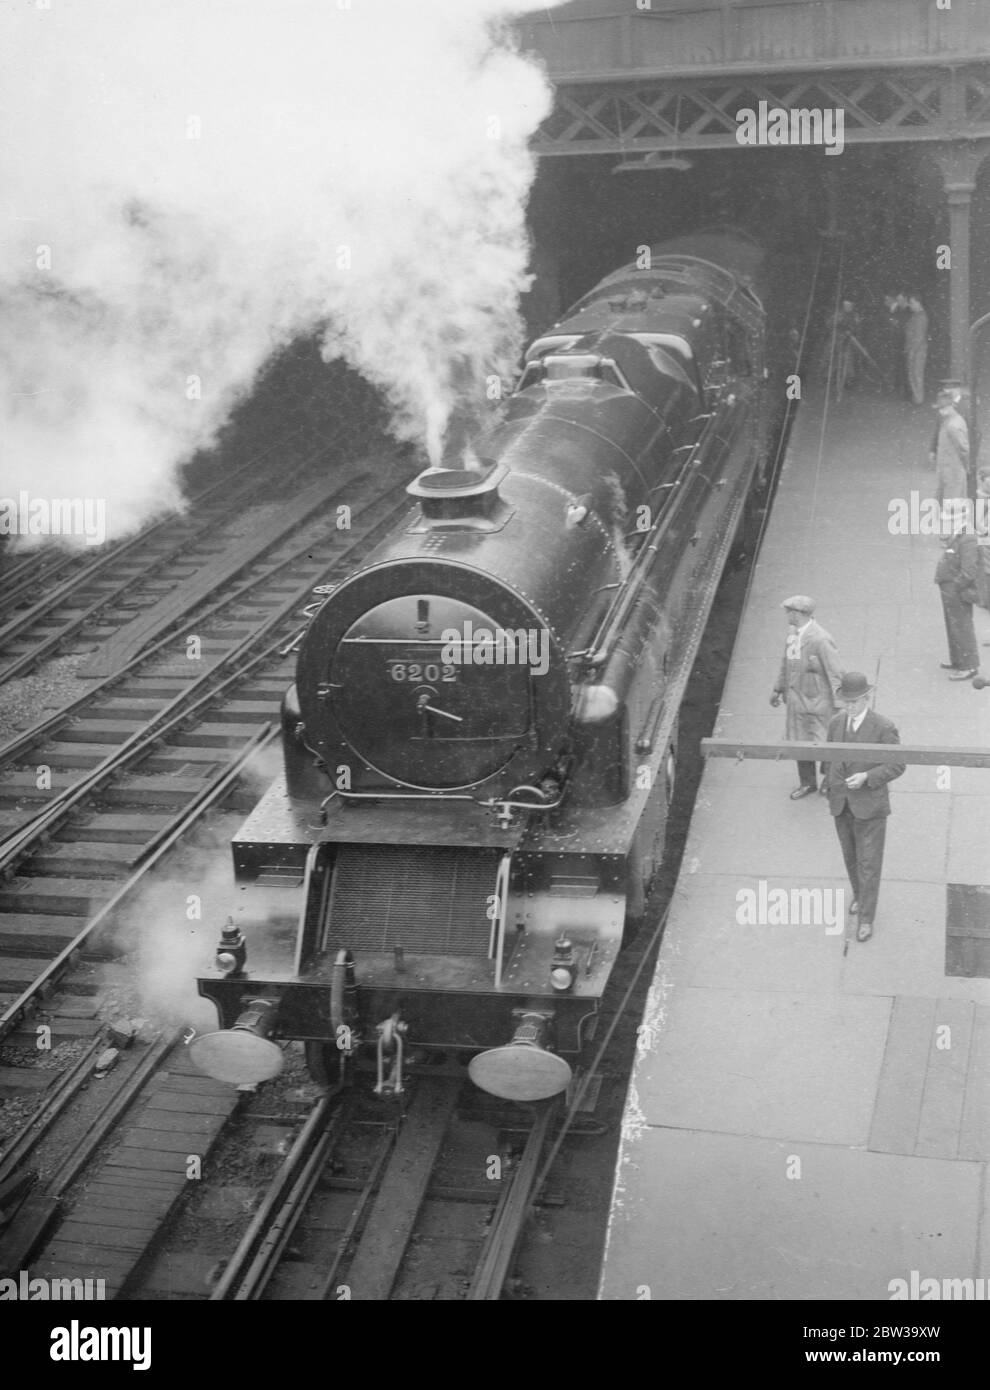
[467,1096,560,1300]
[0,550,78,619]
[0,1030,108,1185]
[0,725,277,1043]
[44,1030,180,1197]
[316,1131,396,1300]
[0,1031,184,1276]
[209,1090,343,1301]
[227,1102,351,1301]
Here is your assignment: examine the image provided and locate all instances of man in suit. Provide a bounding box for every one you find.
[824,672,905,943]
[936,499,981,680]
[770,595,844,799]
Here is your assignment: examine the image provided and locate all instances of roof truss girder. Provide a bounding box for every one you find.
[536,65,990,154]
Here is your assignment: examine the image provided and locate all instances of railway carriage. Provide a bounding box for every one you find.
[192,230,775,1101]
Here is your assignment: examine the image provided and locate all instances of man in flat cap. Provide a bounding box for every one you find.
[929,387,970,506]
[824,672,905,943]
[771,596,844,799]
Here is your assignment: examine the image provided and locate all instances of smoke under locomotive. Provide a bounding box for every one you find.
[191,230,779,1102]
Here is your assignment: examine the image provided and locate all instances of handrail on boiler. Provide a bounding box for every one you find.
[492,852,512,989]
[581,426,718,666]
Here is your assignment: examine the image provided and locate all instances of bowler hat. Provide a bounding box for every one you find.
[781,594,814,614]
[836,671,872,700]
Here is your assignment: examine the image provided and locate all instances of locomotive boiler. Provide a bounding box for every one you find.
[192,230,771,1101]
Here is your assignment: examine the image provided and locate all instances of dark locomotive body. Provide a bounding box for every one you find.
[193,231,774,1100]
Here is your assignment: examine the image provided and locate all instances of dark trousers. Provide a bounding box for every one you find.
[939,586,978,671]
[833,807,887,923]
[888,344,908,398]
[797,759,825,789]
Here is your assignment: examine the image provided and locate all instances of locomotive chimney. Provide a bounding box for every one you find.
[406,457,507,523]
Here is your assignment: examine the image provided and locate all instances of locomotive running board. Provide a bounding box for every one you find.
[232,773,522,881]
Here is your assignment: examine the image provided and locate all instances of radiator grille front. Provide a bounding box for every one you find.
[325,845,498,957]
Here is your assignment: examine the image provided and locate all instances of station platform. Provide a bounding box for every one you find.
[599,388,990,1301]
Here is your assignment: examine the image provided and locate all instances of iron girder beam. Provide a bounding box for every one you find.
[701,738,990,769]
[534,65,990,155]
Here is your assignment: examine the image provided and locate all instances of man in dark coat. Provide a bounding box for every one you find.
[824,672,905,943]
[936,499,981,679]
[771,594,844,799]
[904,293,929,405]
[832,299,861,393]
[883,293,909,398]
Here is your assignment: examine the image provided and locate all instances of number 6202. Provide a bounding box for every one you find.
[388,662,457,682]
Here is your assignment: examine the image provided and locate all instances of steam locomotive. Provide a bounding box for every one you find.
[191,230,777,1101]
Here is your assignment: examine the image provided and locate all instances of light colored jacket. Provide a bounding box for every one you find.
[775,619,844,741]
[935,409,969,501]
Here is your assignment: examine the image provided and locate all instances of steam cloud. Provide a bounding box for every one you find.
[1,0,563,541]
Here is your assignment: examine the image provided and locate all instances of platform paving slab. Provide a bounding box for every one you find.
[631,988,890,1146]
[601,1128,982,1301]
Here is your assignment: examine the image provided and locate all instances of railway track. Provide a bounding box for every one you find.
[1,1024,574,1301]
[114,1069,567,1302]
[0,434,327,689]
[0,547,83,624]
[0,466,412,1053]
[0,1025,246,1292]
[204,1076,562,1302]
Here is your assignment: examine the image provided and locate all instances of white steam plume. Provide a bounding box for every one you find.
[0,0,563,542]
